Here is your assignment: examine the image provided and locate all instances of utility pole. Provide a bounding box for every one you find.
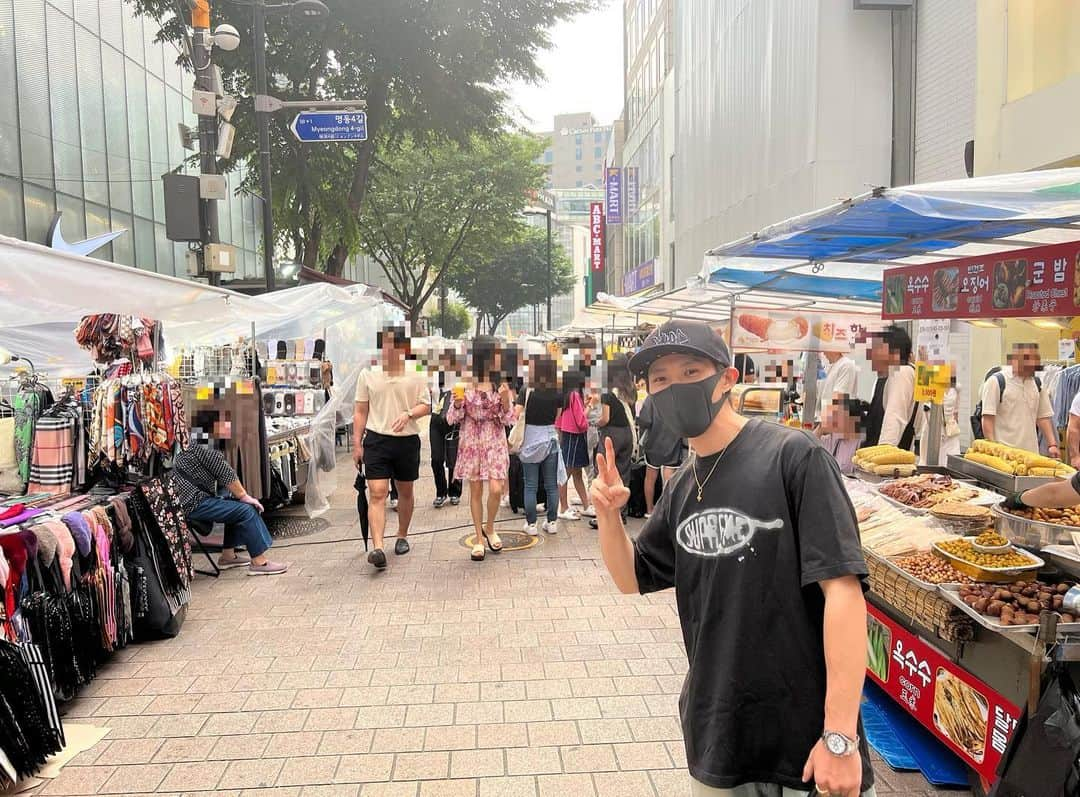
[545,208,552,330]
[253,0,276,293]
[192,0,221,286]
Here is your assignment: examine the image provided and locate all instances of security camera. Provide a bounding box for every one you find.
[213,23,240,51]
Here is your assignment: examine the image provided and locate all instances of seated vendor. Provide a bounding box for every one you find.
[171,413,287,576]
[818,397,869,476]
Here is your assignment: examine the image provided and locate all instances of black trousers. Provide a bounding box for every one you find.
[430,429,461,499]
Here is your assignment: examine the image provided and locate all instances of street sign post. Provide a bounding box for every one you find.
[290,111,368,142]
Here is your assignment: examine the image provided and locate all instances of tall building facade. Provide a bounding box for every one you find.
[619,0,674,297]
[670,0,894,287]
[0,0,263,277]
[538,112,612,190]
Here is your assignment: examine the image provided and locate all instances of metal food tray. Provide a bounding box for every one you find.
[865,549,967,591]
[873,480,998,516]
[931,538,1044,581]
[938,584,1080,635]
[993,503,1080,548]
[947,454,1059,493]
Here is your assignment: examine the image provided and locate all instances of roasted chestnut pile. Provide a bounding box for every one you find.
[957,580,1076,626]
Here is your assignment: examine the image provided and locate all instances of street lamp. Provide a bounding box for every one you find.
[523,207,553,331]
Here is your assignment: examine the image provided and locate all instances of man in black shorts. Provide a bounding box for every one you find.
[353,326,431,570]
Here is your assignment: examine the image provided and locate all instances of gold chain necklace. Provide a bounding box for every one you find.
[692,446,729,502]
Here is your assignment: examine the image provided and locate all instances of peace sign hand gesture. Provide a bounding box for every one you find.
[591,437,631,517]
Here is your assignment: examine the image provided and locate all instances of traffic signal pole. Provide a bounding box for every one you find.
[253,0,276,293]
[192,0,221,286]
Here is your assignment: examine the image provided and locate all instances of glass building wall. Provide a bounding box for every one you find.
[0,0,262,277]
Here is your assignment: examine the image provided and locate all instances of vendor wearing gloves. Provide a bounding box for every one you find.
[1006,469,1080,511]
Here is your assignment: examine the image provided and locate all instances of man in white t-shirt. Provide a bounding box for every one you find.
[979,343,1056,456]
[1067,391,1080,469]
[353,326,431,570]
[817,349,859,424]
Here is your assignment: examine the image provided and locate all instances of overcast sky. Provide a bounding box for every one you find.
[504,1,624,132]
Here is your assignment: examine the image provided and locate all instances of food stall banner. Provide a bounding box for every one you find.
[731,308,882,352]
[881,241,1080,320]
[867,605,1020,781]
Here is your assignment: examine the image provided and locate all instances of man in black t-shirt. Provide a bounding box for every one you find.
[592,320,874,797]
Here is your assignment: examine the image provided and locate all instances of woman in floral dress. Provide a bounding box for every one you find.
[447,337,515,561]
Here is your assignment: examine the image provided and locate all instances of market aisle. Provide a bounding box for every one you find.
[38,453,965,797]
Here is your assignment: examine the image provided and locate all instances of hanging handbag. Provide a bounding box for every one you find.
[508,389,530,453]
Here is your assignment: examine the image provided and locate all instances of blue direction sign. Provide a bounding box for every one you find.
[290,111,368,143]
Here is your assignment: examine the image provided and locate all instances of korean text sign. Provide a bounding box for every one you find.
[590,202,605,273]
[881,242,1080,320]
[866,605,1020,782]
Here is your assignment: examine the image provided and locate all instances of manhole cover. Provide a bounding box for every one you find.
[458,530,540,552]
[267,516,330,539]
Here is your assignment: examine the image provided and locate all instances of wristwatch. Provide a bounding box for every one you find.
[822,730,859,757]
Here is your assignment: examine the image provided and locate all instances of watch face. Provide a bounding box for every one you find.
[825,734,848,755]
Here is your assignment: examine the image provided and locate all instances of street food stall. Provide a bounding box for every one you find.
[622,169,1080,794]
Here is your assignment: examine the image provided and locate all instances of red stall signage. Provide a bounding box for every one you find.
[866,605,1020,782]
[590,202,605,273]
[881,241,1080,320]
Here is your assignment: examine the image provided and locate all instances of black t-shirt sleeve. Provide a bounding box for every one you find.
[788,441,868,588]
[632,487,677,594]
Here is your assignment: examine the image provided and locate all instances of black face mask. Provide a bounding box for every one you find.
[650,373,729,439]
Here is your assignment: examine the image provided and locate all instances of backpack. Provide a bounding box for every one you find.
[969,367,1041,439]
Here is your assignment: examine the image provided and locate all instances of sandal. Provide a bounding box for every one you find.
[483,530,503,553]
[471,542,486,561]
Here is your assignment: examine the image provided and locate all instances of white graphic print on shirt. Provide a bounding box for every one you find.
[676,508,783,558]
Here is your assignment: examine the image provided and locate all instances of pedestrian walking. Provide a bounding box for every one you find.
[587,354,637,527]
[556,369,592,521]
[591,320,873,797]
[517,354,564,537]
[448,337,514,561]
[430,364,463,508]
[353,325,431,571]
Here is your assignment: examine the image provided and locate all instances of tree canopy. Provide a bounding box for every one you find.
[128,0,597,274]
[450,225,576,334]
[357,132,548,321]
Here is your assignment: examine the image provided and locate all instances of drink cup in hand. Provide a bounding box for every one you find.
[452,383,466,403]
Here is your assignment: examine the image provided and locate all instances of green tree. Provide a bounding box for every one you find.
[451,225,575,334]
[128,0,597,274]
[424,300,472,339]
[357,132,547,321]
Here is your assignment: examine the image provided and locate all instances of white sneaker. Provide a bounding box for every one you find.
[558,509,580,521]
[500,495,510,508]
[581,506,597,518]
[569,493,583,506]
[543,521,559,535]
[643,512,652,520]
[524,523,539,537]
[389,498,398,511]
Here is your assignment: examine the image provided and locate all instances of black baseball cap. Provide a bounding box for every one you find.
[628,320,732,380]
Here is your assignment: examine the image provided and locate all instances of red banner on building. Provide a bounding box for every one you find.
[590,202,605,273]
[881,241,1080,320]
[866,605,1020,782]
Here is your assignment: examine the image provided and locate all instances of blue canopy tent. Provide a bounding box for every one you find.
[624,168,1080,325]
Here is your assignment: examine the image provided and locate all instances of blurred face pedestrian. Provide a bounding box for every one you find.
[1009,343,1041,379]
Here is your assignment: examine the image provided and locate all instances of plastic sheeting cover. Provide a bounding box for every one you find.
[305,365,362,519]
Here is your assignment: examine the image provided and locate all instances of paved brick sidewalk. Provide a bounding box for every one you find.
[36,453,967,796]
